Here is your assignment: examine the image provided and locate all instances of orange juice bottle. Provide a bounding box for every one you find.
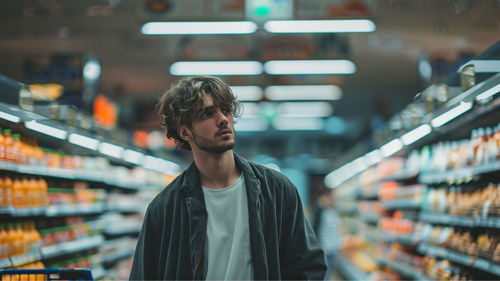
[27,178,37,208]
[0,224,7,259]
[6,223,16,257]
[3,130,14,163]
[0,127,5,161]
[21,178,29,208]
[0,177,4,208]
[12,178,25,209]
[14,223,25,256]
[38,178,48,206]
[3,176,13,207]
[12,134,23,164]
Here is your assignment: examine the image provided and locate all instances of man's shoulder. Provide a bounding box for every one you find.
[245,160,293,188]
[148,173,184,210]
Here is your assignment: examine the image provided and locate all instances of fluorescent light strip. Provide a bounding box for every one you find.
[264,19,376,33]
[230,86,263,101]
[380,138,403,157]
[265,85,342,100]
[264,60,356,75]
[25,120,67,140]
[157,158,182,175]
[431,101,473,128]
[99,142,124,159]
[68,133,100,150]
[123,149,145,165]
[241,103,260,117]
[143,155,181,175]
[0,111,21,123]
[141,21,258,35]
[364,149,383,166]
[235,116,269,132]
[458,60,500,73]
[401,124,432,146]
[170,61,263,76]
[476,84,500,101]
[272,116,323,131]
[277,102,333,117]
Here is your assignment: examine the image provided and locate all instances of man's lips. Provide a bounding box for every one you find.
[217,129,232,136]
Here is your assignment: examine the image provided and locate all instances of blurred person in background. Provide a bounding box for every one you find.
[129,76,326,280]
[311,190,341,280]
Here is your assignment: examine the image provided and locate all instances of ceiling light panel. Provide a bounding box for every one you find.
[264,60,356,75]
[230,86,263,101]
[235,116,269,132]
[265,85,342,100]
[264,19,376,33]
[272,116,324,131]
[276,102,333,117]
[170,61,263,76]
[141,21,258,35]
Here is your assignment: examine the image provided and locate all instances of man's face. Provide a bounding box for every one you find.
[184,94,236,154]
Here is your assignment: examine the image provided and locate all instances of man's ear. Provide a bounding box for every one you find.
[178,125,192,142]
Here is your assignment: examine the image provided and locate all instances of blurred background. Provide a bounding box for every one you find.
[0,0,499,280]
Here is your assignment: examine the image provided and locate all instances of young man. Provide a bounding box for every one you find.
[129,76,326,280]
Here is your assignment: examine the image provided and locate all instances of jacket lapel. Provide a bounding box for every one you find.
[181,162,207,280]
[234,154,269,280]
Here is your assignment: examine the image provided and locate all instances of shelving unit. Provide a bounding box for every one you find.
[331,55,500,280]
[0,77,182,280]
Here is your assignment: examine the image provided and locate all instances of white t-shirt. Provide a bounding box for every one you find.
[202,174,254,281]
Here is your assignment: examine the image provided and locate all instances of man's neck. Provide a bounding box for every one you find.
[192,150,241,190]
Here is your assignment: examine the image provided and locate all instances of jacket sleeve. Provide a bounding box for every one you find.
[129,203,161,281]
[280,180,327,280]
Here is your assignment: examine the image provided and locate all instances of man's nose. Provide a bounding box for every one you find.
[217,110,229,127]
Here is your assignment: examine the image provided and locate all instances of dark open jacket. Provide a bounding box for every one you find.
[129,153,326,280]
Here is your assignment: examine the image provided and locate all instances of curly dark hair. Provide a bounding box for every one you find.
[156,76,242,151]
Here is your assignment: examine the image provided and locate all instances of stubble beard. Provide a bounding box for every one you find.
[192,132,236,154]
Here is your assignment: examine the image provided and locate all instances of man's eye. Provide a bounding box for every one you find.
[201,111,212,118]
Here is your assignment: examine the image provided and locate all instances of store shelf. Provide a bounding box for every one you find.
[365,230,420,245]
[41,235,105,260]
[103,226,141,237]
[0,206,47,217]
[0,161,162,191]
[419,160,500,185]
[378,258,432,281]
[102,249,134,265]
[46,203,105,217]
[9,252,42,268]
[0,203,105,217]
[336,256,370,281]
[0,258,11,268]
[418,243,500,276]
[380,198,421,209]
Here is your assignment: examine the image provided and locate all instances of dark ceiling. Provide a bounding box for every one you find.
[0,0,499,165]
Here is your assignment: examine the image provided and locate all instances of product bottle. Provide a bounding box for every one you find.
[12,134,23,164]
[3,176,13,207]
[0,127,5,161]
[38,178,48,206]
[6,223,16,257]
[12,178,25,209]
[3,130,14,163]
[27,178,38,208]
[14,223,25,256]
[21,178,29,208]
[0,177,4,208]
[0,224,7,260]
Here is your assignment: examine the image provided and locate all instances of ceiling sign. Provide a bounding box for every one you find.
[245,0,293,22]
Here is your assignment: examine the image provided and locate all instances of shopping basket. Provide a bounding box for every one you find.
[0,269,93,281]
